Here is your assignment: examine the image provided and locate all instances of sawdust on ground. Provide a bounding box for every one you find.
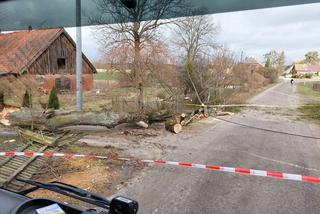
[28,145,127,209]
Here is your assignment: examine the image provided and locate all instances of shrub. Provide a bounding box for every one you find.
[22,88,32,108]
[304,73,313,79]
[257,67,279,83]
[157,91,167,100]
[0,90,4,106]
[48,86,60,109]
[292,74,303,79]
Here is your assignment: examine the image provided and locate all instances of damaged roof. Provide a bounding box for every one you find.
[0,28,95,74]
[0,28,61,74]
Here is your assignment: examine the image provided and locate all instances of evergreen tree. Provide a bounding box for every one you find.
[22,88,32,108]
[48,86,60,109]
[265,57,271,68]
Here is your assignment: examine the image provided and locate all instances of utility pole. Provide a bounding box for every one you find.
[76,0,83,111]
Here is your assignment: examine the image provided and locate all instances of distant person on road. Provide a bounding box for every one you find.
[290,78,294,85]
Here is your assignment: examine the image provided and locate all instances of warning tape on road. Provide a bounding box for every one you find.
[1,151,320,184]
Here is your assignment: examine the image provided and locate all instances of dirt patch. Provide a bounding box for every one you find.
[28,145,134,209]
[16,115,207,208]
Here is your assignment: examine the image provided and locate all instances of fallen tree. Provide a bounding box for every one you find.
[9,109,133,131]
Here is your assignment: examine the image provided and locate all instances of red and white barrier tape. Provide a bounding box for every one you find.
[1,151,320,184]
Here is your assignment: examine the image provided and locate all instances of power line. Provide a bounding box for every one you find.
[216,117,320,140]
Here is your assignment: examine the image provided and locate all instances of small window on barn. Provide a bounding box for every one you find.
[57,58,66,70]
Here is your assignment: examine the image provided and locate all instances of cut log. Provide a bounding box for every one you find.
[174,113,187,125]
[135,121,149,129]
[165,119,182,134]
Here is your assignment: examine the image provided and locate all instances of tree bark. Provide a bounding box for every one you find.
[9,109,132,131]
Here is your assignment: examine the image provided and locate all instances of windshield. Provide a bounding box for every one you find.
[0,0,319,31]
[1,0,320,213]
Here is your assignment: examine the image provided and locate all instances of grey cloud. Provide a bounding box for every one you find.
[66,3,320,64]
[213,3,320,63]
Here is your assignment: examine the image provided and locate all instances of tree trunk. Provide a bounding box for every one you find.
[186,60,203,105]
[133,24,144,113]
[138,82,144,113]
[9,109,132,131]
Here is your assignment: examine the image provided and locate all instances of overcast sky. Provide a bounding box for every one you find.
[66,2,320,65]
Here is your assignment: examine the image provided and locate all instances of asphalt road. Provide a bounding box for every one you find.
[116,81,320,214]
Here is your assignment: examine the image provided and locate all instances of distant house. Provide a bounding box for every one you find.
[289,63,320,76]
[0,28,96,92]
[284,65,294,77]
[240,57,263,72]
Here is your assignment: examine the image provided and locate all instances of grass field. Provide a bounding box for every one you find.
[297,81,320,121]
[94,72,118,81]
[297,81,320,100]
[299,104,320,121]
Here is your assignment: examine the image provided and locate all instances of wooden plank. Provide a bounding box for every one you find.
[0,143,31,167]
[19,129,56,145]
[2,146,48,188]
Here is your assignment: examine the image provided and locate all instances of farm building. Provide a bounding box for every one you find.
[0,28,95,93]
[289,63,320,76]
[240,57,263,72]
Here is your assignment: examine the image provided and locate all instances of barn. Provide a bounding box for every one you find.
[0,28,95,93]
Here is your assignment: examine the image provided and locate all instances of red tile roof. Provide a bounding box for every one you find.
[308,64,320,72]
[0,28,62,74]
[293,63,320,73]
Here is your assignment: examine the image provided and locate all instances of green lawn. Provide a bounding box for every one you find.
[297,82,320,121]
[94,72,118,81]
[297,82,320,100]
[299,104,320,121]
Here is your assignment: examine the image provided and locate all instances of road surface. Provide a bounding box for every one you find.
[116,81,320,214]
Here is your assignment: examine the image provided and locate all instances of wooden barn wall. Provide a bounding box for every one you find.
[29,74,93,92]
[27,33,94,75]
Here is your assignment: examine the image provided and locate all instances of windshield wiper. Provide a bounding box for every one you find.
[17,179,110,209]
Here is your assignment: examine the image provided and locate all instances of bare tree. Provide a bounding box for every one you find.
[172,15,220,104]
[173,15,220,62]
[278,51,286,73]
[90,0,186,113]
[208,49,236,102]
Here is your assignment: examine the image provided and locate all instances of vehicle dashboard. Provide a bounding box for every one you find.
[0,188,84,214]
